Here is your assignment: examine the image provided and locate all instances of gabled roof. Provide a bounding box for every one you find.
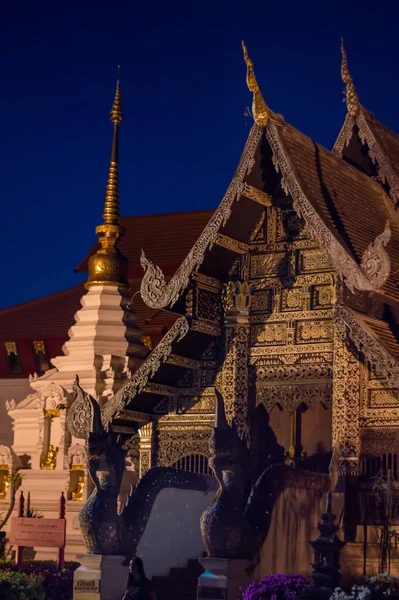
[272,121,399,303]
[138,118,399,312]
[0,285,85,339]
[0,280,178,342]
[336,302,399,388]
[334,107,399,205]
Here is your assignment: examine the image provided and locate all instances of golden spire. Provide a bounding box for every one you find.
[86,67,128,288]
[242,41,270,128]
[341,39,360,117]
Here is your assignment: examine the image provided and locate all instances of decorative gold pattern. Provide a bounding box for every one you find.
[86,71,128,288]
[140,125,262,309]
[332,323,361,475]
[340,39,360,117]
[167,354,202,369]
[242,41,270,127]
[241,183,272,206]
[220,326,250,440]
[215,234,249,255]
[252,322,287,346]
[257,383,332,413]
[296,319,333,343]
[335,302,399,389]
[139,422,153,478]
[157,426,212,467]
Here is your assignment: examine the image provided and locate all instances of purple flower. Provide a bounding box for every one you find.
[242,573,309,600]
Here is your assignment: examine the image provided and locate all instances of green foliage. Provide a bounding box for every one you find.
[0,570,45,600]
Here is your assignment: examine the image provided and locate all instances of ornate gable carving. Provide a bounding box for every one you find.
[139,125,263,309]
[267,122,391,293]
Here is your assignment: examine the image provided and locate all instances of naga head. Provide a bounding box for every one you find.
[209,390,249,476]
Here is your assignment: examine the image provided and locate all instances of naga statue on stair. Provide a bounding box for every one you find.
[67,377,211,556]
[200,390,330,562]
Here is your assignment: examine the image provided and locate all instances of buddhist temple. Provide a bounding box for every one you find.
[1,40,399,597]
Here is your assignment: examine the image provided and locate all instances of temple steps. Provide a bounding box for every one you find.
[152,558,203,600]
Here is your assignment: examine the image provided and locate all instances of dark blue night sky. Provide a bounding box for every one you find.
[1,0,399,309]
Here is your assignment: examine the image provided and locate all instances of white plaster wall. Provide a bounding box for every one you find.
[137,484,217,578]
[0,378,31,446]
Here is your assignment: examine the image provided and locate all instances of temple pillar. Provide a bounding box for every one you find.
[139,422,153,479]
[220,281,253,441]
[332,322,361,541]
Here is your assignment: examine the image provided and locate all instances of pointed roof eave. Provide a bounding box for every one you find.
[101,315,190,427]
[265,120,392,294]
[335,301,399,388]
[333,42,399,204]
[333,108,399,204]
[139,123,263,310]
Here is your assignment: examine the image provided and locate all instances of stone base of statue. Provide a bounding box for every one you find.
[197,557,250,600]
[73,554,128,600]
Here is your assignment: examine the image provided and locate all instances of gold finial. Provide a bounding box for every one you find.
[341,39,360,117]
[86,67,128,288]
[242,41,270,128]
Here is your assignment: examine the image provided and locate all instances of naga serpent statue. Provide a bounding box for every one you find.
[67,377,211,556]
[200,390,330,562]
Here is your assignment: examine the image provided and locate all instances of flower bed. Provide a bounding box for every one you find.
[0,560,79,600]
[242,573,309,600]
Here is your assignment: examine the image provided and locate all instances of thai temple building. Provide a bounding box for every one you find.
[1,40,399,596]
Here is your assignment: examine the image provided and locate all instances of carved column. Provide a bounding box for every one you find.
[332,321,361,541]
[139,422,153,479]
[220,281,253,442]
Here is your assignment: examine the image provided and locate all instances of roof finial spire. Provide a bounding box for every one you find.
[341,39,360,117]
[86,67,128,288]
[242,41,270,128]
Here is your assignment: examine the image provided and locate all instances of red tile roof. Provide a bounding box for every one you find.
[0,285,85,340]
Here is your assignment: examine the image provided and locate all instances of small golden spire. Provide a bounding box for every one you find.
[341,39,360,117]
[242,41,270,128]
[86,67,128,288]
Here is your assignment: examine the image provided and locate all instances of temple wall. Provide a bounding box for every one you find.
[137,485,217,578]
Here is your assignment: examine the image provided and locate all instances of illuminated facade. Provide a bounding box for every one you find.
[2,42,399,580]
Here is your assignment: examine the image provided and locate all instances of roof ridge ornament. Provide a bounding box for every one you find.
[341,39,360,117]
[86,66,129,288]
[242,41,270,128]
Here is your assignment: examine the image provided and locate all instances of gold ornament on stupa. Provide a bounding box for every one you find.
[86,66,129,288]
[242,41,270,128]
[341,39,360,117]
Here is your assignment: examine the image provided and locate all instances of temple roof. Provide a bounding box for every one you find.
[276,122,399,303]
[0,281,178,341]
[334,106,399,206]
